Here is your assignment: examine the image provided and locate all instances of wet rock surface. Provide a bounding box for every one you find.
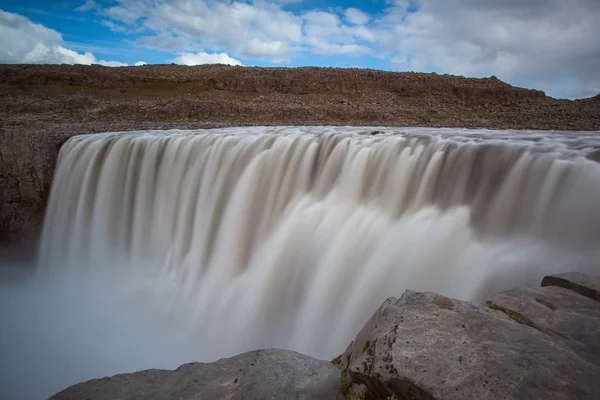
[487,287,600,366]
[334,274,600,400]
[50,349,340,400]
[541,272,600,303]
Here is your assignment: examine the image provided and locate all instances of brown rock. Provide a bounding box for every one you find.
[541,272,600,303]
[51,349,340,400]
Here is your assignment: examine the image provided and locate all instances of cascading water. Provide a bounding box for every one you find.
[2,126,600,399]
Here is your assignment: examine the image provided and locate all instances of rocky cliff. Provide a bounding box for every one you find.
[1,64,599,248]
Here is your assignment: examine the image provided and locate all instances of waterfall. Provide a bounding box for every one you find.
[38,126,600,355]
[3,126,600,399]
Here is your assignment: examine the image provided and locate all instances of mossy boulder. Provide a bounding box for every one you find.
[335,282,600,399]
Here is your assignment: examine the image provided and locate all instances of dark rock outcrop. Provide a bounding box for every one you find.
[0,129,68,249]
[541,272,600,303]
[334,274,600,400]
[50,349,340,400]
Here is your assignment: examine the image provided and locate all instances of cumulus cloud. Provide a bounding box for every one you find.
[344,8,370,25]
[136,34,198,51]
[100,20,128,33]
[0,10,128,66]
[134,61,148,66]
[75,0,97,12]
[303,10,375,55]
[172,52,243,66]
[243,39,290,58]
[377,0,600,98]
[148,0,302,60]
[81,0,371,61]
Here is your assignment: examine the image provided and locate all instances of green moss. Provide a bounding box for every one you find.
[353,391,366,400]
[362,341,371,354]
[337,377,366,400]
[331,355,342,365]
[339,377,352,398]
[487,303,534,327]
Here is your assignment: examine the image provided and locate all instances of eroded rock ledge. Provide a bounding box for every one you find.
[51,349,341,400]
[51,273,600,400]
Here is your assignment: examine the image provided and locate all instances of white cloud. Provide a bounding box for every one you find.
[303,11,375,55]
[100,20,127,33]
[91,0,374,60]
[172,51,243,66]
[0,10,62,62]
[146,0,303,60]
[136,35,192,51]
[0,10,128,67]
[243,39,289,58]
[52,46,98,64]
[75,0,96,12]
[312,42,371,55]
[97,60,128,67]
[103,3,144,25]
[134,61,147,66]
[376,0,600,98]
[344,8,370,25]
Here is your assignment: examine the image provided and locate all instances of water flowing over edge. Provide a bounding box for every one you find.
[3,126,600,399]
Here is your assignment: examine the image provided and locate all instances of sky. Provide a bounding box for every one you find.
[0,0,599,99]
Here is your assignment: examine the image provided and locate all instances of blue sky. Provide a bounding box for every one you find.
[1,0,599,99]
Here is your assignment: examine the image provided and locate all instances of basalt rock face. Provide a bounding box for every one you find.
[1,64,599,246]
[334,274,600,400]
[50,349,340,400]
[0,129,68,249]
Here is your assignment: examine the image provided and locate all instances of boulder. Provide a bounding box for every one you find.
[541,272,600,303]
[50,349,340,400]
[487,285,600,366]
[334,288,600,400]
